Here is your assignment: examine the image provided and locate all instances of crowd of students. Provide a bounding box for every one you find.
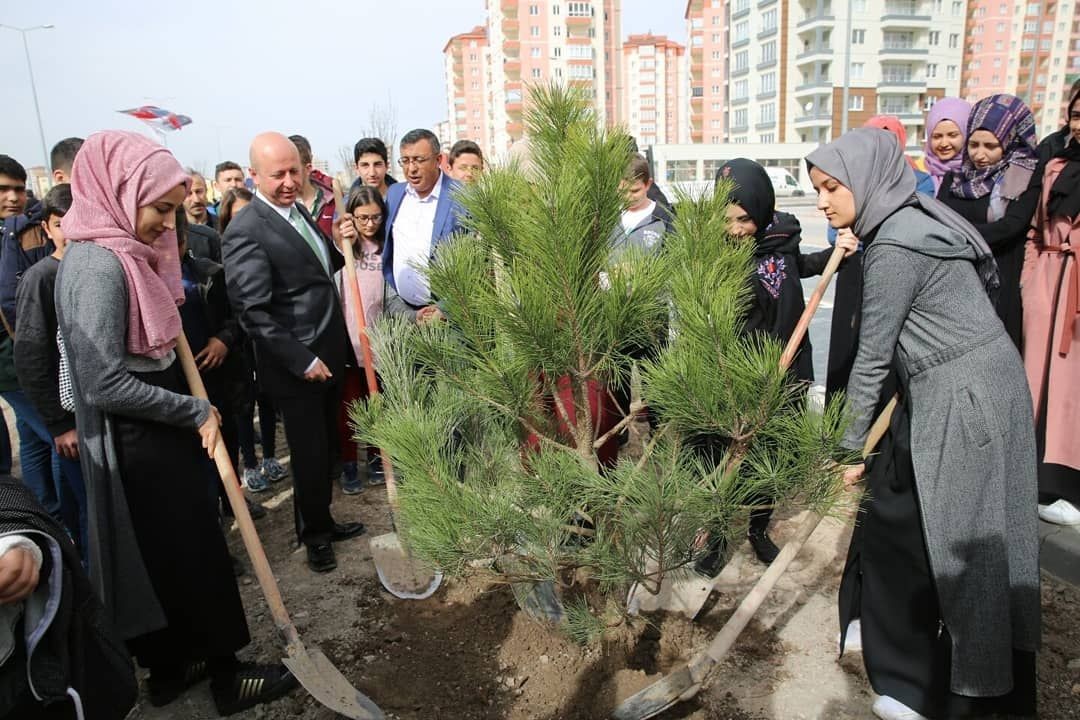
[0,80,1076,719]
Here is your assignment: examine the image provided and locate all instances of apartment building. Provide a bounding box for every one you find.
[685,0,729,143]
[474,0,622,157]
[622,34,689,145]
[962,0,1080,138]
[789,0,966,148]
[443,26,491,153]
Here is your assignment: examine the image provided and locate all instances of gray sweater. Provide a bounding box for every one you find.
[55,242,209,639]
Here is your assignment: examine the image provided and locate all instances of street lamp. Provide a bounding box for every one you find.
[0,23,55,170]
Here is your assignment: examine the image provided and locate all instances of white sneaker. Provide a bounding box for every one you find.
[839,618,862,654]
[1038,499,1080,526]
[872,695,929,720]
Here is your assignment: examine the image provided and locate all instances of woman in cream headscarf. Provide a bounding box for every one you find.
[810,128,1038,720]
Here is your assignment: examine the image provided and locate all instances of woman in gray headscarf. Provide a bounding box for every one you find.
[809,128,1039,720]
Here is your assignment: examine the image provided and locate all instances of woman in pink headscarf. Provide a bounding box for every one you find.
[923,98,973,193]
[55,131,296,715]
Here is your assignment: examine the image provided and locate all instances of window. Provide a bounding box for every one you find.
[1026,2,1040,14]
[854,0,867,11]
[759,133,776,143]
[759,102,776,123]
[951,1,961,14]
[568,2,592,16]
[470,81,479,90]
[1022,38,1036,49]
[712,102,722,110]
[530,25,540,37]
[946,65,957,79]
[712,15,720,25]
[1024,20,1038,31]
[852,62,864,78]
[760,41,777,63]
[530,47,541,58]
[712,84,721,93]
[710,119,722,128]
[735,21,749,42]
[852,29,866,44]
[532,68,542,78]
[712,32,721,42]
[948,33,959,48]
[928,30,940,45]
[734,79,749,98]
[849,96,864,111]
[712,50,722,59]
[666,161,696,182]
[927,63,938,77]
[734,50,749,71]
[884,31,915,49]
[553,3,560,14]
[554,46,561,57]
[761,9,778,32]
[529,4,539,14]
[733,108,749,127]
[759,72,776,94]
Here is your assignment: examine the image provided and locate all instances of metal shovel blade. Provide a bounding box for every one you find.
[610,664,700,720]
[370,531,443,600]
[282,643,384,720]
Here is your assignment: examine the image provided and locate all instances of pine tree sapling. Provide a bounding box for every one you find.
[351,84,849,634]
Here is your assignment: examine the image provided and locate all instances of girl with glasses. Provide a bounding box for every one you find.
[334,186,387,494]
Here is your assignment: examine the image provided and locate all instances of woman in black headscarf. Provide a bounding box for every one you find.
[813,128,1038,720]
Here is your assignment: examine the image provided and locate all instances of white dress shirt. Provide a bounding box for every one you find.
[254,189,327,376]
[255,190,331,271]
[391,174,443,306]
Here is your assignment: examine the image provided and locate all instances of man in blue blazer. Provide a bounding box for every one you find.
[382,129,467,323]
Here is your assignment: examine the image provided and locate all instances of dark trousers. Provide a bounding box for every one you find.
[274,380,340,546]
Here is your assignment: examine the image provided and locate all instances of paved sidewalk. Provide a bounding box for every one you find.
[1040,518,1080,586]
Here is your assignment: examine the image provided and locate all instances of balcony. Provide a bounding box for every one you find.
[501,0,517,16]
[730,95,749,106]
[796,13,835,34]
[794,81,833,97]
[758,27,778,40]
[879,45,929,61]
[567,15,592,27]
[794,113,833,128]
[757,58,778,71]
[756,120,778,130]
[732,64,750,77]
[732,4,751,19]
[877,79,924,93]
[756,90,778,100]
[796,44,833,64]
[502,17,518,39]
[732,36,750,49]
[879,12,932,28]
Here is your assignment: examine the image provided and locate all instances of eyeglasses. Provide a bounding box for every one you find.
[352,214,383,225]
[398,156,433,168]
[0,184,27,194]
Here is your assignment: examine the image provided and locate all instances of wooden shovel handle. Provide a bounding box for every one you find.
[691,395,897,677]
[176,333,301,647]
[332,181,400,513]
[779,244,846,370]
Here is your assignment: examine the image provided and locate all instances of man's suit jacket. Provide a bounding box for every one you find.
[381,173,467,294]
[222,197,346,395]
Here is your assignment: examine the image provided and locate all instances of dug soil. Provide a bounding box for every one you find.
[129,455,1080,720]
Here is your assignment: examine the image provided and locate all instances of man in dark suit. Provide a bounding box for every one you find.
[383,128,468,323]
[222,132,364,573]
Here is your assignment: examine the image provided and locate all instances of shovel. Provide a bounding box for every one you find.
[333,181,443,600]
[176,333,384,720]
[627,243,848,618]
[612,395,898,720]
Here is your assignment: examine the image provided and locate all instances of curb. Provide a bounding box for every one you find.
[1039,519,1080,586]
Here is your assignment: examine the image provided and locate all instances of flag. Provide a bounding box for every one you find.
[118,105,193,133]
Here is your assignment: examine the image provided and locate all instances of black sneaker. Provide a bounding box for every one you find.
[748,530,780,565]
[211,662,298,716]
[147,659,209,707]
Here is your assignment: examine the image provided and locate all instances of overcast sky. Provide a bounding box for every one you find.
[1,0,685,174]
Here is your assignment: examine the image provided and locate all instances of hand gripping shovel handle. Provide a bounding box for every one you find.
[780,243,846,371]
[176,332,301,647]
[332,182,400,512]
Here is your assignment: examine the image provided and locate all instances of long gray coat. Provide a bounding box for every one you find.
[843,207,1040,697]
[55,243,211,640]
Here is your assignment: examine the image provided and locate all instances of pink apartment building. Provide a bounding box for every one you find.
[444,26,492,153]
[962,0,1080,138]
[622,34,689,145]
[685,0,729,144]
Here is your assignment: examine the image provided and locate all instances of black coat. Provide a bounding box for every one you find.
[222,197,347,396]
[0,475,136,720]
[937,172,1039,349]
[747,212,813,385]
